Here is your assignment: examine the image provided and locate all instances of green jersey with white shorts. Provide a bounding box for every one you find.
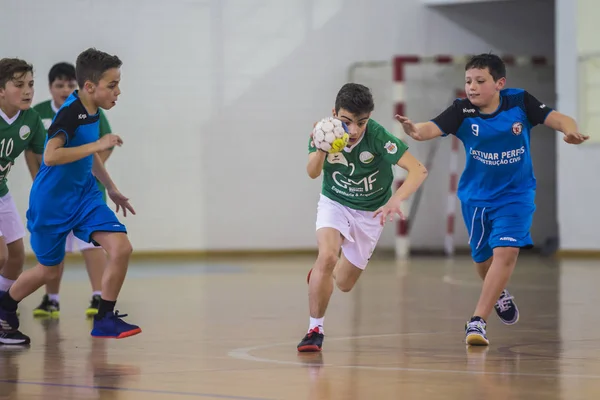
[309,119,409,269]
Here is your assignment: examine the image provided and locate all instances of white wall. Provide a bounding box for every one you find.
[2,0,210,253]
[556,0,600,250]
[1,0,555,254]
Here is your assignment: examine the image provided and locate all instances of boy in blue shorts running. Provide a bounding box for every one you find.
[0,48,141,345]
[396,53,588,346]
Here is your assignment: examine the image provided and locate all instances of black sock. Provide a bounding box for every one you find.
[0,292,19,312]
[95,299,116,320]
[470,316,486,324]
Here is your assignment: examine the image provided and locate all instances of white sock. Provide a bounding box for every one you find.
[0,276,15,292]
[48,294,60,302]
[309,317,324,334]
[92,291,102,297]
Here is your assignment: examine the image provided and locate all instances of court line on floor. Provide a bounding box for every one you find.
[0,380,275,400]
[442,275,555,291]
[228,332,440,368]
[228,332,600,379]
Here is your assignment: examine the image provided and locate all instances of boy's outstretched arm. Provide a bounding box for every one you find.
[543,111,590,144]
[395,115,445,141]
[373,150,428,225]
[396,99,465,141]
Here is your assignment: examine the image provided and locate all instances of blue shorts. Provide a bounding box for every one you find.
[30,204,127,266]
[461,201,535,263]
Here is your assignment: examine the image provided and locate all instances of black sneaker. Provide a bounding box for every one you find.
[297,327,324,352]
[86,295,102,317]
[33,295,60,318]
[0,303,29,346]
[0,330,30,346]
[494,289,519,325]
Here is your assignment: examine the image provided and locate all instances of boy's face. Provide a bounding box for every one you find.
[50,77,77,108]
[84,67,121,110]
[0,71,34,112]
[465,67,505,108]
[332,107,370,146]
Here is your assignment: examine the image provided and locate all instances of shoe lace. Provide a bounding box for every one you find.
[496,291,514,312]
[468,320,486,333]
[306,327,321,338]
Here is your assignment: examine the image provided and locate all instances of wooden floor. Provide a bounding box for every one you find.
[2,253,600,399]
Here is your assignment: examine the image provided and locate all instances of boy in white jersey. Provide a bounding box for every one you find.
[396,54,588,346]
[297,83,428,352]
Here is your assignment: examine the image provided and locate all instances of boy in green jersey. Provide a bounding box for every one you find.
[33,62,114,318]
[0,59,46,320]
[298,83,428,352]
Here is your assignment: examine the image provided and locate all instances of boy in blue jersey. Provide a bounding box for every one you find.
[396,54,588,346]
[0,48,141,345]
[33,61,115,318]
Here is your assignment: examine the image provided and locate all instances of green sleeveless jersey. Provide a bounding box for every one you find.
[0,108,46,197]
[33,100,112,200]
[308,119,408,211]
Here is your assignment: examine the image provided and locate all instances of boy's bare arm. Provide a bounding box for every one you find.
[44,133,122,166]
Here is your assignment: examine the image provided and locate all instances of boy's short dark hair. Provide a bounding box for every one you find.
[75,48,122,88]
[49,62,76,85]
[0,58,33,89]
[465,53,506,82]
[335,83,375,115]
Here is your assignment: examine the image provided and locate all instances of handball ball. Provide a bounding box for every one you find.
[312,117,350,153]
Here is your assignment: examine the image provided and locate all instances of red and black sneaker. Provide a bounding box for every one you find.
[297,327,324,352]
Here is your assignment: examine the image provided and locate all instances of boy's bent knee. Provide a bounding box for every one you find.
[94,232,132,261]
[110,239,133,261]
[492,247,519,266]
[43,264,62,281]
[333,256,362,292]
[316,250,338,271]
[335,279,354,293]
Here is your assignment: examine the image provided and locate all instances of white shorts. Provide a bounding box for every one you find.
[315,194,384,270]
[65,231,99,253]
[0,193,26,245]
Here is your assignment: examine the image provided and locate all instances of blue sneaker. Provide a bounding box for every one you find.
[91,311,141,339]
